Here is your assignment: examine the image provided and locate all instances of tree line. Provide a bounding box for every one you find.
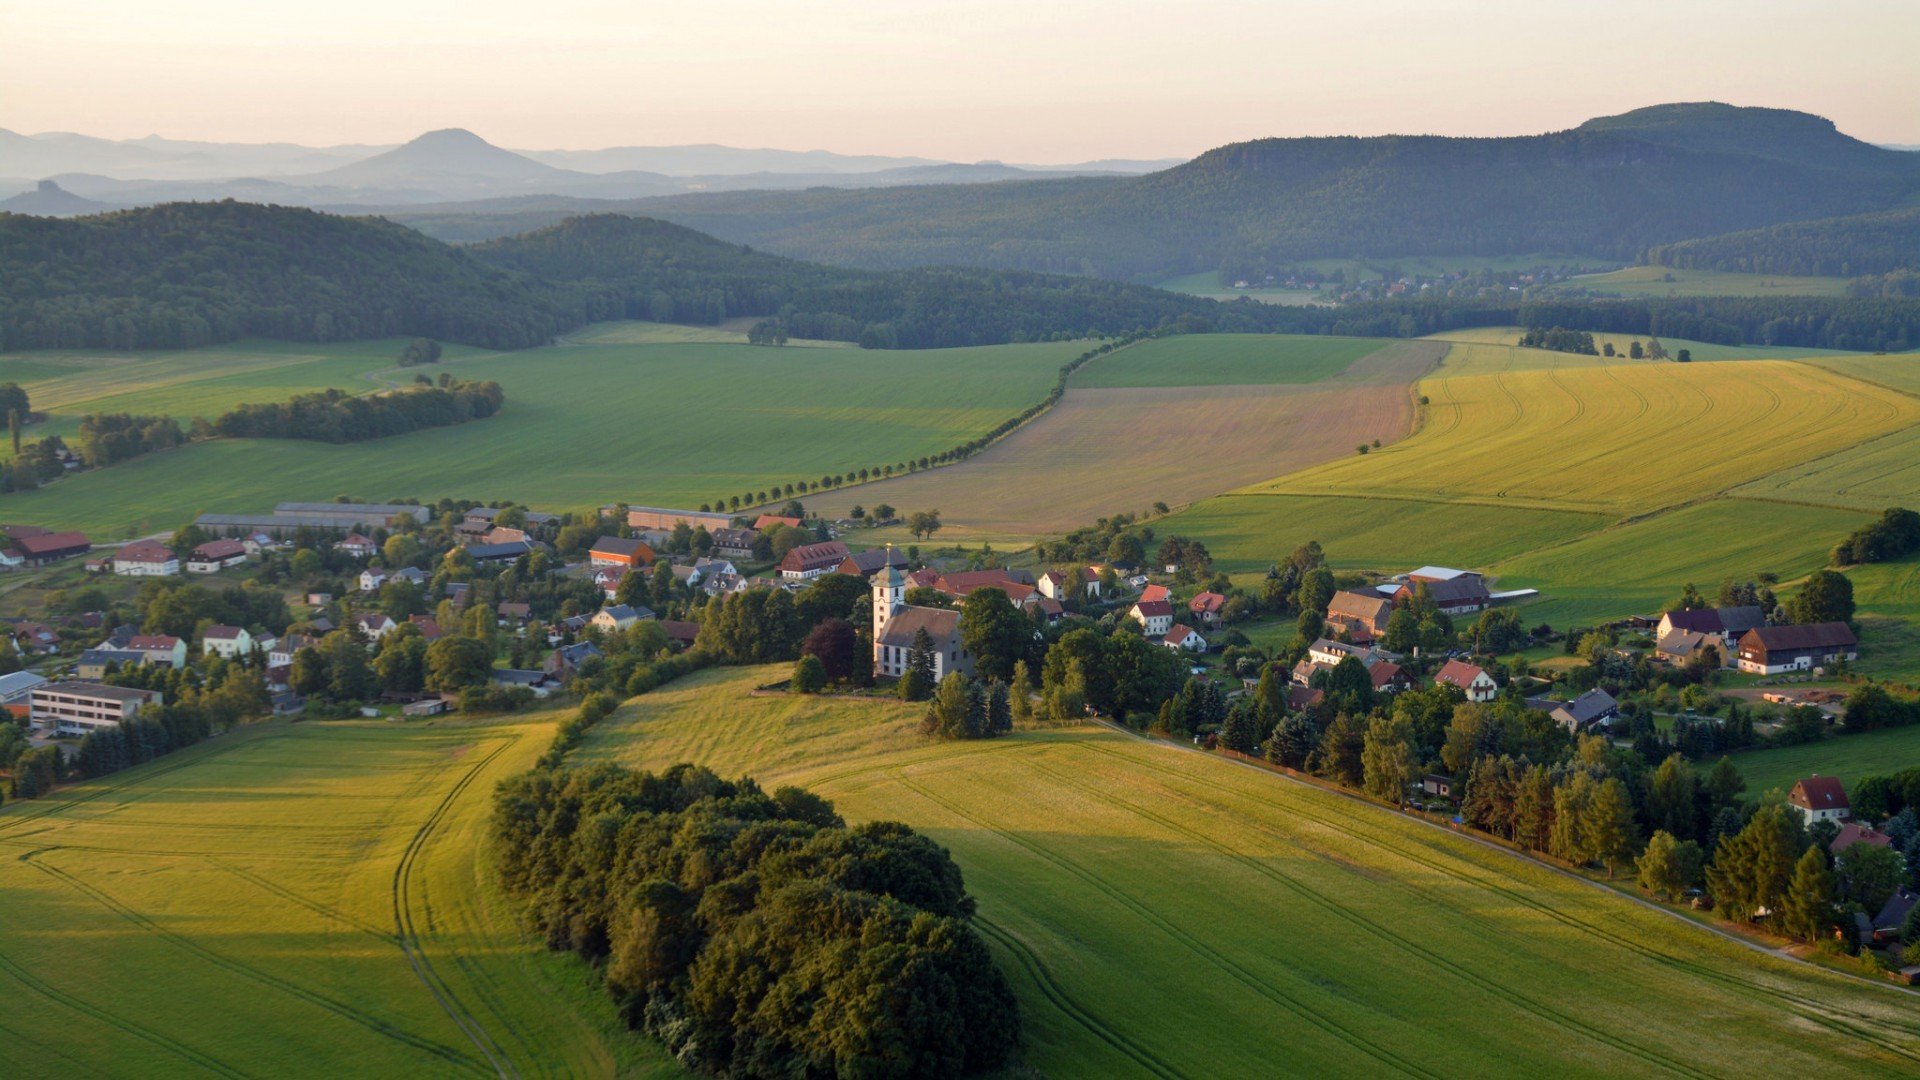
[1643,207,1920,278]
[208,377,504,443]
[489,763,1019,1078]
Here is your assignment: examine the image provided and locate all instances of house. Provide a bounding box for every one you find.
[337,533,378,558]
[837,546,910,579]
[112,541,179,577]
[403,697,451,717]
[358,567,389,593]
[871,563,972,681]
[545,641,603,678]
[7,619,60,655]
[75,648,144,680]
[1549,689,1619,733]
[1831,822,1895,856]
[1871,887,1920,944]
[269,634,310,667]
[1327,590,1395,641]
[1038,567,1102,602]
[490,669,555,697]
[625,506,733,533]
[408,615,444,641]
[592,604,652,633]
[590,535,656,568]
[1308,638,1371,668]
[1422,775,1455,799]
[660,620,700,651]
[443,582,471,609]
[125,634,187,668]
[930,568,1037,602]
[481,526,529,545]
[31,681,162,735]
[11,530,92,567]
[1163,624,1207,652]
[389,566,428,587]
[779,541,850,581]
[497,602,532,626]
[466,540,537,564]
[754,514,803,531]
[1788,775,1850,826]
[352,612,396,641]
[1434,659,1498,702]
[1128,599,1173,637]
[306,592,333,607]
[1138,583,1171,604]
[1655,628,1723,666]
[1738,623,1859,675]
[1286,685,1325,711]
[1656,606,1766,647]
[241,531,282,555]
[186,539,248,573]
[1368,661,1411,694]
[200,625,254,659]
[711,528,760,559]
[1396,572,1490,615]
[591,565,630,599]
[1189,592,1228,628]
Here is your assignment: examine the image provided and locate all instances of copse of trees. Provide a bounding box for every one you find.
[489,763,1019,1078]
[1832,507,1920,567]
[1517,327,1597,354]
[210,378,504,443]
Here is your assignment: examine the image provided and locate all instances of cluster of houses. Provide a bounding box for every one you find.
[1785,776,1919,946]
[1651,605,1860,676]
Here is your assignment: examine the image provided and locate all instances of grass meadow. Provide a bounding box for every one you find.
[1070,333,1389,388]
[0,713,680,1079]
[575,665,1920,1078]
[1152,272,1329,306]
[1725,724,1920,798]
[0,331,1082,538]
[1563,265,1853,299]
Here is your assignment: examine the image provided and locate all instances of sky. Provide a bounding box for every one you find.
[6,0,1917,160]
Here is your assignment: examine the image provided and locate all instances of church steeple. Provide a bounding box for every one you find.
[873,544,905,641]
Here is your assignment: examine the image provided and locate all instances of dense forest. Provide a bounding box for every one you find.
[491,762,1019,1078]
[398,105,1920,282]
[0,201,564,351]
[0,203,1307,352]
[470,214,1304,347]
[1643,208,1920,278]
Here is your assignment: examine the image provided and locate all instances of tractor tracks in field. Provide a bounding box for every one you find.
[893,770,1442,1079]
[1082,733,1920,1066]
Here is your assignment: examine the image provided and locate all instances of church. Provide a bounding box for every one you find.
[871,555,974,681]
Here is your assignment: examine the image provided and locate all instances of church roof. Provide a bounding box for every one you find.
[877,604,960,648]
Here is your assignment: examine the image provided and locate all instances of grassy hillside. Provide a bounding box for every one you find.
[1564,266,1852,298]
[1726,725,1920,800]
[0,714,680,1078]
[574,665,1920,1078]
[1070,333,1389,388]
[0,332,1081,538]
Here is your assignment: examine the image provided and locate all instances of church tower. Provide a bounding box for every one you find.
[872,546,905,674]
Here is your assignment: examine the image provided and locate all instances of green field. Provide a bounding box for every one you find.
[1726,725,1920,798]
[1563,265,1853,299]
[1152,271,1329,305]
[1160,493,1604,575]
[575,665,1920,1078]
[1072,333,1391,388]
[1425,326,1868,363]
[0,714,681,1078]
[0,330,1083,538]
[1490,499,1871,628]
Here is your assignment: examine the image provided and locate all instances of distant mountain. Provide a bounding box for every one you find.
[531,103,1920,281]
[0,180,114,217]
[0,128,388,181]
[1644,207,1920,277]
[520,143,944,176]
[298,128,586,189]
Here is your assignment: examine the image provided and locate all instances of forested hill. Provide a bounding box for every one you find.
[0,203,1310,352]
[468,214,1306,347]
[0,201,563,351]
[546,104,1920,282]
[1643,208,1920,278]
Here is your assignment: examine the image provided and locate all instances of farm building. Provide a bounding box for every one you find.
[8,530,91,567]
[1434,659,1498,702]
[1788,776,1850,826]
[872,562,972,681]
[711,528,759,559]
[625,506,733,533]
[0,670,48,710]
[1736,623,1858,674]
[186,539,248,573]
[112,541,178,577]
[590,536,656,568]
[466,540,537,564]
[1327,590,1394,641]
[838,546,910,579]
[779,541,850,581]
[1396,572,1490,615]
[1656,606,1765,647]
[1655,628,1723,666]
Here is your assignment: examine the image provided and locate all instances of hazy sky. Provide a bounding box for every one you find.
[7,1,1917,159]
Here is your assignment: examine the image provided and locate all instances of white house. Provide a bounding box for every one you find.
[1307,638,1372,668]
[337,533,378,559]
[1128,599,1173,637]
[186,539,248,574]
[112,541,179,577]
[1163,624,1207,652]
[124,634,188,668]
[358,568,388,593]
[1789,776,1850,826]
[201,625,254,659]
[352,612,395,641]
[1434,659,1498,703]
